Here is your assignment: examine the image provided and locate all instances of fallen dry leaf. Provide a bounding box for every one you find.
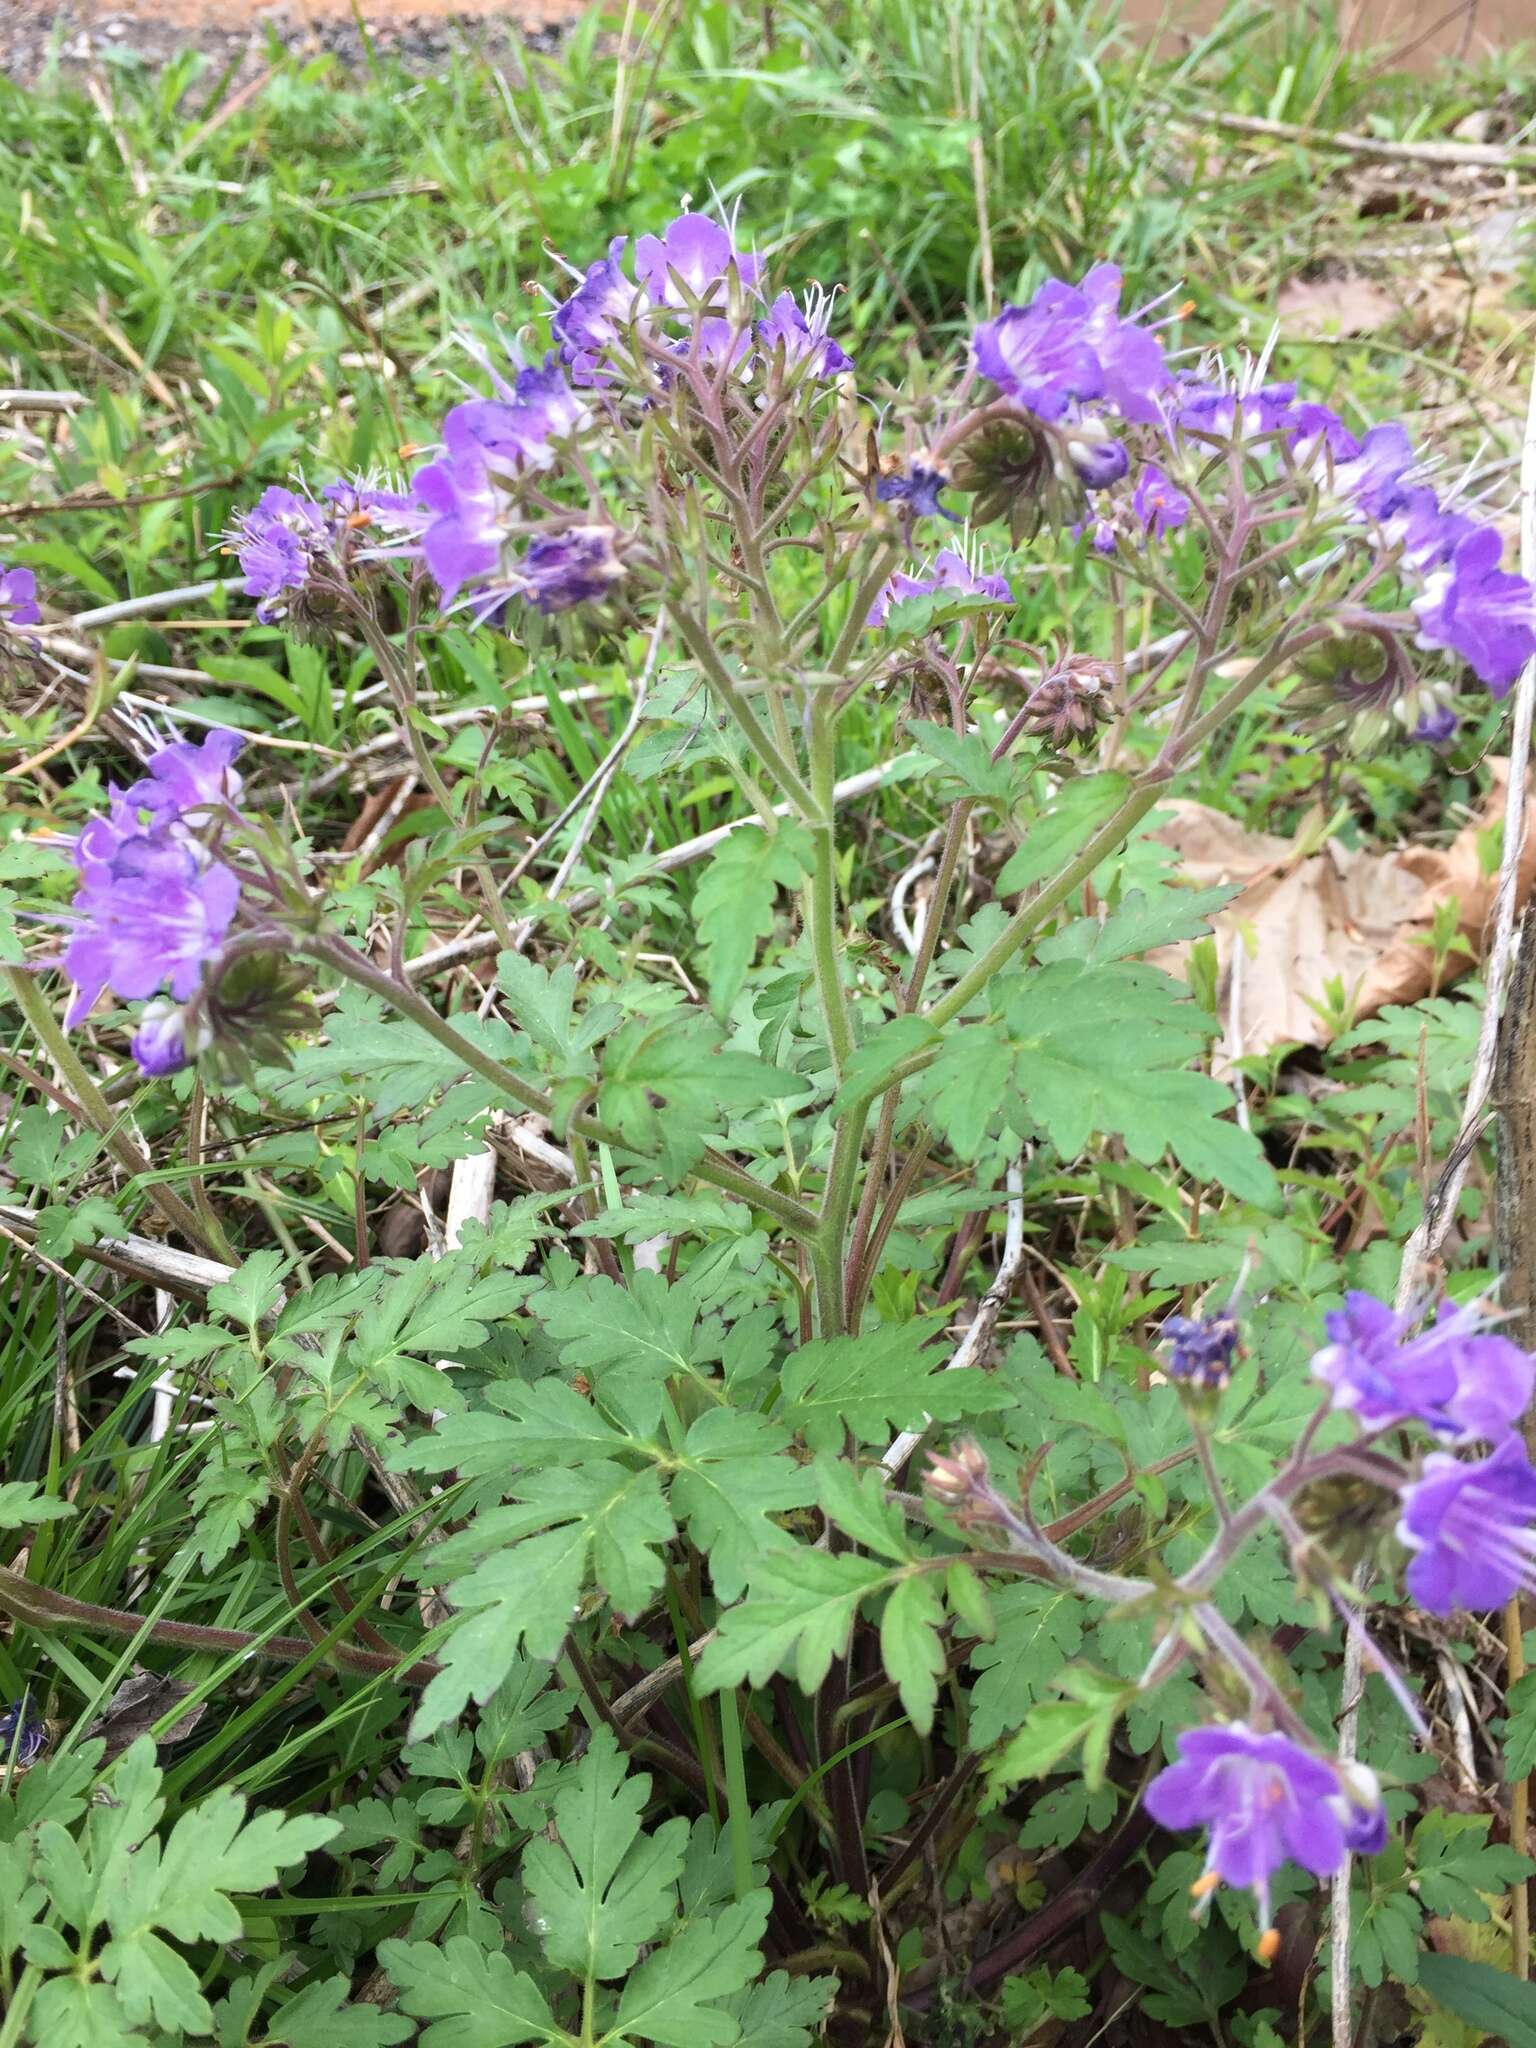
[1276,273,1401,338]
[1148,759,1536,1064]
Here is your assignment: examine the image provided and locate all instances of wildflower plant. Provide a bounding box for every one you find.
[7,205,1536,2042]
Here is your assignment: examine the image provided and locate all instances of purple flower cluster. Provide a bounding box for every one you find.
[61,729,246,1075]
[229,479,422,625]
[1146,1725,1385,1939]
[0,563,41,631]
[1312,1290,1532,1444]
[1163,370,1536,694]
[549,210,850,392]
[1311,1287,1536,1618]
[867,546,1013,627]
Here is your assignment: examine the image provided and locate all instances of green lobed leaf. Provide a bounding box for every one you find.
[522,1729,688,1982]
[693,821,814,1015]
[380,1937,573,2047]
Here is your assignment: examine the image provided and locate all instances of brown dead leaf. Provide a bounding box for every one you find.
[1148,760,1536,1063]
[1277,273,1400,338]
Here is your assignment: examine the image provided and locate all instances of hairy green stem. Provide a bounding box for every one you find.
[672,607,816,815]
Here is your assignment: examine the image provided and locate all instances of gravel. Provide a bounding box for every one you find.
[0,0,588,87]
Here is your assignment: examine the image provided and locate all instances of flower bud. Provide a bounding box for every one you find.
[1015,657,1116,751]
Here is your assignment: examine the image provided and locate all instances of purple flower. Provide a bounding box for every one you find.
[520,527,625,613]
[550,237,644,380]
[1413,703,1459,746]
[411,453,507,602]
[441,355,586,476]
[0,564,41,630]
[1065,429,1129,491]
[1144,1723,1369,1934]
[1398,1436,1536,1613]
[130,997,202,1077]
[230,486,329,622]
[0,1696,46,1767]
[876,461,960,523]
[1161,1311,1240,1392]
[1076,516,1117,555]
[1312,1290,1534,1444]
[1413,524,1536,695]
[973,263,1168,425]
[634,211,761,308]
[124,728,245,824]
[1173,376,1296,440]
[319,476,427,535]
[1133,462,1190,538]
[867,547,1012,627]
[63,833,240,1030]
[1331,1762,1389,1856]
[756,290,853,379]
[692,319,755,373]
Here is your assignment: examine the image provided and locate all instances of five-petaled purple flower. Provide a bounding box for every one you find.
[1312,1290,1534,1444]
[1145,1723,1379,1941]
[634,211,761,308]
[0,563,41,631]
[1398,1436,1536,1614]
[867,547,1012,628]
[972,263,1168,425]
[1133,462,1190,538]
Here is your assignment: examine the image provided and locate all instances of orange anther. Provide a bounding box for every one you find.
[1256,1928,1281,1966]
[1189,1872,1220,1900]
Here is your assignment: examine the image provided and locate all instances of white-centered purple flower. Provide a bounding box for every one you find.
[1175,376,1298,440]
[130,997,210,1078]
[0,563,41,630]
[1144,1723,1376,1937]
[1413,524,1536,696]
[440,354,586,477]
[1133,461,1190,538]
[1398,1436,1536,1613]
[1312,1289,1534,1444]
[633,211,761,308]
[755,289,853,380]
[867,546,1012,627]
[972,263,1169,425]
